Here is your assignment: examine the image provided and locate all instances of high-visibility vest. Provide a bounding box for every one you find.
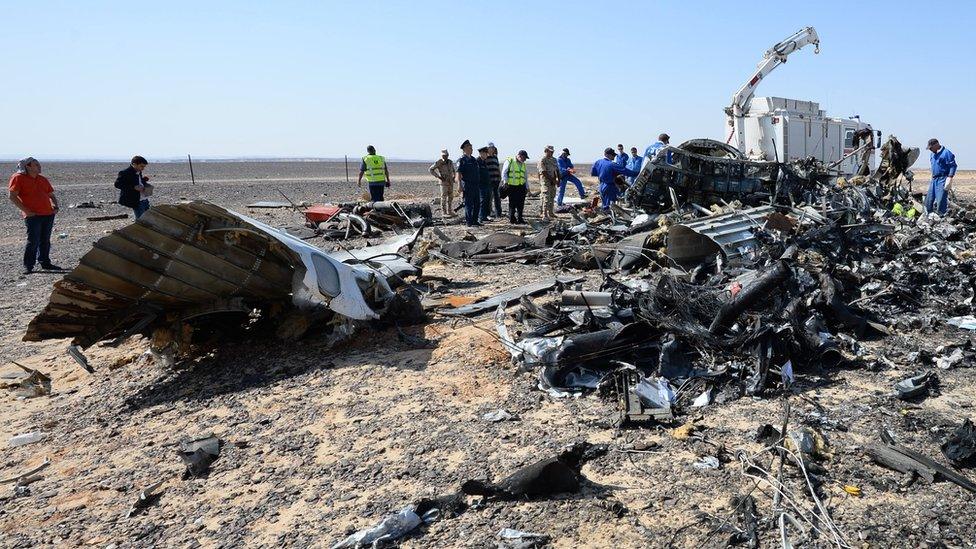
[505,157,526,186]
[363,154,387,184]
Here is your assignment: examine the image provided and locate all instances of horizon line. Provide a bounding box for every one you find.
[0,156,438,163]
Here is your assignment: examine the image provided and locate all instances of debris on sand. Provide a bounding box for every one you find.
[865,430,976,493]
[331,505,425,549]
[0,458,51,487]
[1,362,51,398]
[16,133,976,546]
[497,528,551,548]
[8,432,46,448]
[461,442,608,500]
[125,481,164,519]
[85,213,129,222]
[179,434,222,478]
[942,419,976,468]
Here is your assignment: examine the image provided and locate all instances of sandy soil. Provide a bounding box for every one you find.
[2,162,976,548]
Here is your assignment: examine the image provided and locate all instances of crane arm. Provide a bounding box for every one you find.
[729,26,820,117]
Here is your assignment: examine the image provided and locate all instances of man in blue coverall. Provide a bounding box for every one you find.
[556,148,586,206]
[626,146,643,184]
[591,147,639,211]
[644,133,672,164]
[615,144,629,167]
[925,138,958,217]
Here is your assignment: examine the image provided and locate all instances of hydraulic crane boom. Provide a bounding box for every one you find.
[728,27,820,151]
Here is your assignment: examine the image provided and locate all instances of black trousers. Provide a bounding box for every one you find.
[368,184,385,202]
[491,181,503,216]
[24,214,55,268]
[463,181,481,226]
[507,185,526,222]
[479,182,494,221]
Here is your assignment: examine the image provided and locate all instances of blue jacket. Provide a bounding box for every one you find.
[591,158,638,187]
[557,155,575,180]
[626,155,643,174]
[644,141,672,164]
[931,147,958,179]
[615,151,629,167]
[456,155,481,187]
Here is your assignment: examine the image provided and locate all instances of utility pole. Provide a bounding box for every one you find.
[187,154,196,185]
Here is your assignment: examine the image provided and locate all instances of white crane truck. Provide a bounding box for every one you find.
[725,27,879,176]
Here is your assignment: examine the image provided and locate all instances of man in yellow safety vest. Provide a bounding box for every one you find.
[357,145,391,202]
[501,150,530,224]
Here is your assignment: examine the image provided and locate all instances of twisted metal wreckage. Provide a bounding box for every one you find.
[488,136,939,410]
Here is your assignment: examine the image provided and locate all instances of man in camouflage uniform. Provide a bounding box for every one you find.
[428,149,456,215]
[538,145,559,220]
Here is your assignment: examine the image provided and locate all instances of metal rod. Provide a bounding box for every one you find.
[826,141,871,171]
[344,155,349,184]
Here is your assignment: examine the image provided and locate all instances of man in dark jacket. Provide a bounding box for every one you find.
[455,140,481,227]
[486,142,503,218]
[477,146,494,223]
[115,156,151,218]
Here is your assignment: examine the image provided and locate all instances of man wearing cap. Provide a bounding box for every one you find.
[591,147,639,211]
[626,146,643,185]
[9,157,61,274]
[615,144,629,168]
[644,133,672,164]
[501,150,530,224]
[357,145,390,202]
[456,139,482,227]
[486,143,503,218]
[925,138,958,217]
[428,149,456,216]
[538,146,559,220]
[556,148,586,206]
[477,146,494,223]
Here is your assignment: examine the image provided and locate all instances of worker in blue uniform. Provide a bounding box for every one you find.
[556,148,586,205]
[644,133,672,164]
[615,144,629,167]
[925,138,958,217]
[625,146,643,184]
[591,147,639,211]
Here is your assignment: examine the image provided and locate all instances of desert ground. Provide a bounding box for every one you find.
[2,161,976,548]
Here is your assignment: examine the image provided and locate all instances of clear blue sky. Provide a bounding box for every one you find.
[2,0,973,167]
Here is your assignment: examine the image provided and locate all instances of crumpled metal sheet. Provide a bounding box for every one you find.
[666,205,775,266]
[24,201,392,348]
[325,228,423,280]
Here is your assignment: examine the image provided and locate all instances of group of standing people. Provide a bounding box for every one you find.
[437,141,580,227]
[424,134,677,222]
[453,140,524,226]
[8,155,153,274]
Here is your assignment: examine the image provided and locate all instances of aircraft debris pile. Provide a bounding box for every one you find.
[24,201,426,370]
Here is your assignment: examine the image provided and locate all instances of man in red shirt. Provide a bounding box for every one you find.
[8,157,61,273]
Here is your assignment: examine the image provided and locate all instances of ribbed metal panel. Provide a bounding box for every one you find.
[24,202,299,348]
[666,205,775,266]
